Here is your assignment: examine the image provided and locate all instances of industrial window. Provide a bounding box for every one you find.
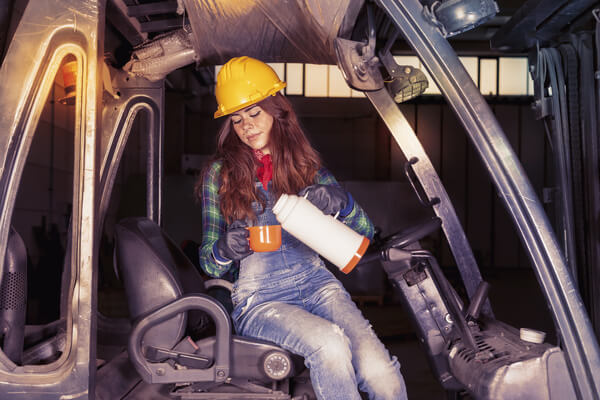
[285,63,303,95]
[498,57,530,95]
[304,64,328,97]
[480,58,498,95]
[216,56,533,98]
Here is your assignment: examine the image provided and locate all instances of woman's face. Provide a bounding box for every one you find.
[231,105,274,154]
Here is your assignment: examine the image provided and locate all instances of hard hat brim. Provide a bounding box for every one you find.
[214,82,286,119]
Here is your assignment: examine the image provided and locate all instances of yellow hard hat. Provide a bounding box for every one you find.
[214,56,287,118]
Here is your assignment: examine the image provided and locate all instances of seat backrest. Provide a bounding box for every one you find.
[0,227,27,364]
[114,217,207,350]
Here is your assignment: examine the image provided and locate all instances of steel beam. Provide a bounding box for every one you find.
[0,0,105,397]
[140,18,187,33]
[491,0,598,52]
[107,0,147,46]
[366,89,490,315]
[126,1,178,17]
[98,66,164,228]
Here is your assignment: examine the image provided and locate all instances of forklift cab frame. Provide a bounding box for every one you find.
[0,0,598,398]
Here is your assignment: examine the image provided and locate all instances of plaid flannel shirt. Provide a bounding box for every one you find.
[199,160,374,278]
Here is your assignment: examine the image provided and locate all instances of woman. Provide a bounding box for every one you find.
[196,56,407,400]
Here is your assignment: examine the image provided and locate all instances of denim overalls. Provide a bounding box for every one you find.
[230,182,407,400]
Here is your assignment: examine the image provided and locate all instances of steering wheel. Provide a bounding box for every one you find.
[379,217,441,251]
[359,217,441,265]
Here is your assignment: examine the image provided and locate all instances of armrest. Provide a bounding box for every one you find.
[128,294,231,384]
[204,278,233,293]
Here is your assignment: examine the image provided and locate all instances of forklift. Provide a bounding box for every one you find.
[0,0,598,398]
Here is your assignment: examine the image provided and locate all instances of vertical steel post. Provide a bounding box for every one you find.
[0,0,105,397]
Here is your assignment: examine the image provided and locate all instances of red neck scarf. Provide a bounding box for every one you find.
[254,150,273,190]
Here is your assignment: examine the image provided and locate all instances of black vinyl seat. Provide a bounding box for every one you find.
[114,217,305,398]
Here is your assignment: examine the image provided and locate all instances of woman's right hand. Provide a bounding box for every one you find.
[216,220,253,261]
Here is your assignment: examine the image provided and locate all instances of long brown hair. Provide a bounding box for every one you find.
[196,93,322,223]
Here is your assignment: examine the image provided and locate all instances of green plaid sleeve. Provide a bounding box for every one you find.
[199,161,236,278]
[314,168,375,239]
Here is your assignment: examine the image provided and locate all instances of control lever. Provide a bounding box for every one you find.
[355,217,479,350]
[465,281,490,321]
[411,250,478,350]
[358,217,441,265]
[145,346,212,369]
[384,247,412,263]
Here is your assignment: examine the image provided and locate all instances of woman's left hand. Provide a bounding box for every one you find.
[299,184,348,216]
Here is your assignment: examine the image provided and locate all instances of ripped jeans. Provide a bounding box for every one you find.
[231,244,407,400]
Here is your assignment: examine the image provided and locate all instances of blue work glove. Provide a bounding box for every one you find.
[214,220,253,262]
[298,184,353,217]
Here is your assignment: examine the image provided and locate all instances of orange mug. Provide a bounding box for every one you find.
[247,225,282,252]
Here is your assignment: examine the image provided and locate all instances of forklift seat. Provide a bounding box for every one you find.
[114,217,305,398]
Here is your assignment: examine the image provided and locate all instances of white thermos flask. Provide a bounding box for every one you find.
[272,193,370,274]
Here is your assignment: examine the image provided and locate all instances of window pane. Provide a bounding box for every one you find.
[459,56,479,87]
[499,57,528,95]
[285,63,303,95]
[304,64,328,97]
[480,58,497,95]
[267,63,285,83]
[328,65,351,97]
